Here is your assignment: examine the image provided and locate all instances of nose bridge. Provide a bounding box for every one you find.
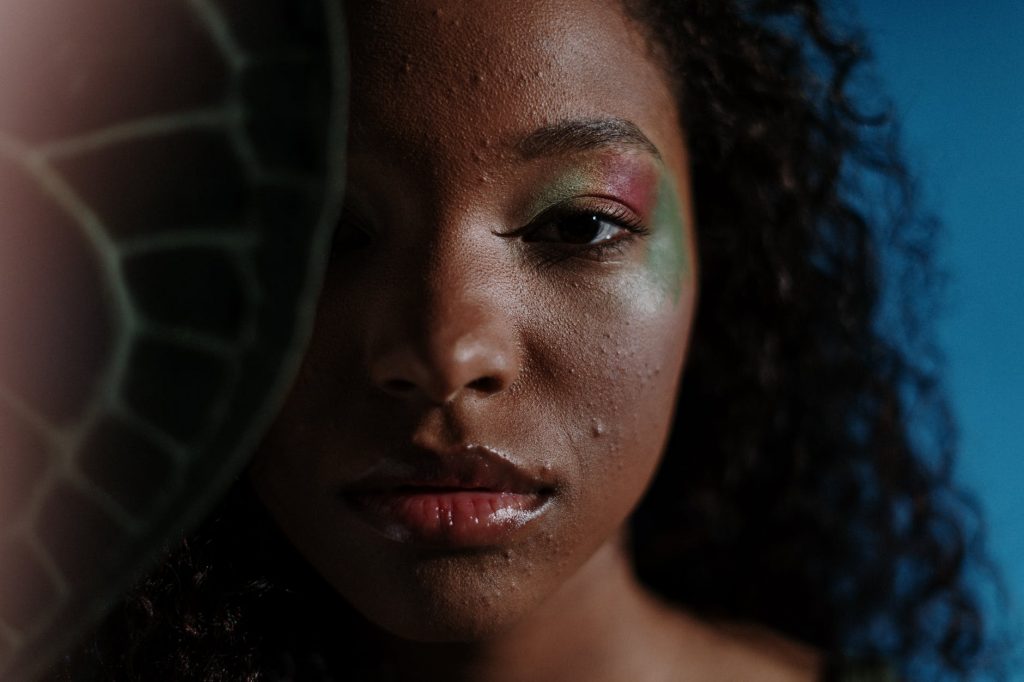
[422,232,498,341]
[369,218,519,404]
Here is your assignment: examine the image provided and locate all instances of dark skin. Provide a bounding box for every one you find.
[250,1,821,679]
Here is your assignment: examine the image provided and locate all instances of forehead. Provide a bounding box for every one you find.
[344,0,682,170]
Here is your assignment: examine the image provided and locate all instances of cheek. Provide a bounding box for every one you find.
[247,288,370,486]
[529,171,695,501]
[527,268,694,535]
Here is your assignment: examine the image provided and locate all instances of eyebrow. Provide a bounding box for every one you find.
[517,117,662,161]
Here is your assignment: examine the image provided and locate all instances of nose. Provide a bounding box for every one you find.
[367,251,520,405]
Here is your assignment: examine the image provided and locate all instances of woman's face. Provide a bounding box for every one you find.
[250,0,697,641]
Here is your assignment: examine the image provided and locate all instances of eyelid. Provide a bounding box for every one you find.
[512,197,651,272]
[523,206,650,269]
[521,204,646,243]
[498,194,646,240]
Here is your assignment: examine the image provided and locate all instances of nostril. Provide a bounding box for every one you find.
[369,333,519,403]
[467,376,503,395]
[383,378,417,394]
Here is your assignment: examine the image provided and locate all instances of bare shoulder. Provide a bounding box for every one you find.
[712,621,824,682]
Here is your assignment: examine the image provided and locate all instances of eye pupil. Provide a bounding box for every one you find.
[557,213,604,244]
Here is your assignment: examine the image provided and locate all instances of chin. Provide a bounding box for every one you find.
[336,548,558,644]
[368,607,515,644]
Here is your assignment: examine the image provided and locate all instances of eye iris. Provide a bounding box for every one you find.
[557,213,607,244]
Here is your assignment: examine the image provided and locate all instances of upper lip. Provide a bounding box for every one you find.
[341,444,555,495]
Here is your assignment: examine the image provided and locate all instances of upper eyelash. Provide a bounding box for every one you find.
[332,200,650,266]
[524,203,649,240]
[576,204,647,235]
[524,204,651,268]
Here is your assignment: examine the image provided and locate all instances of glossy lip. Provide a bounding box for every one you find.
[339,444,557,548]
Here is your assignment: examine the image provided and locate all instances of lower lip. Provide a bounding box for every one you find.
[343,490,550,548]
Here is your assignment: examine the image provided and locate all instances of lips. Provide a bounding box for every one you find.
[339,444,555,548]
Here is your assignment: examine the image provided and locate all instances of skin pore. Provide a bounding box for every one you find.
[249,1,819,680]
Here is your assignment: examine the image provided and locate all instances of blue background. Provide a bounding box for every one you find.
[853,0,1023,675]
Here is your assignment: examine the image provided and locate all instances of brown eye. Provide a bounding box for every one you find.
[525,211,628,246]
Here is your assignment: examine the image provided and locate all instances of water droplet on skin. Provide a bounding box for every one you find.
[590,420,605,438]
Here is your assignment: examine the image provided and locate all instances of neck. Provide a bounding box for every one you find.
[374,532,682,682]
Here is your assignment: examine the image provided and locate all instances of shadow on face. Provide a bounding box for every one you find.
[250,0,698,642]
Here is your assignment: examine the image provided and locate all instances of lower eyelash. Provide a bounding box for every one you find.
[533,223,646,269]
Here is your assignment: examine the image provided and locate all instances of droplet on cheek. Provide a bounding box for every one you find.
[590,419,605,439]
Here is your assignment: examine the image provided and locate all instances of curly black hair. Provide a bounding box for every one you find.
[50,1,1005,680]
[627,1,1004,678]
